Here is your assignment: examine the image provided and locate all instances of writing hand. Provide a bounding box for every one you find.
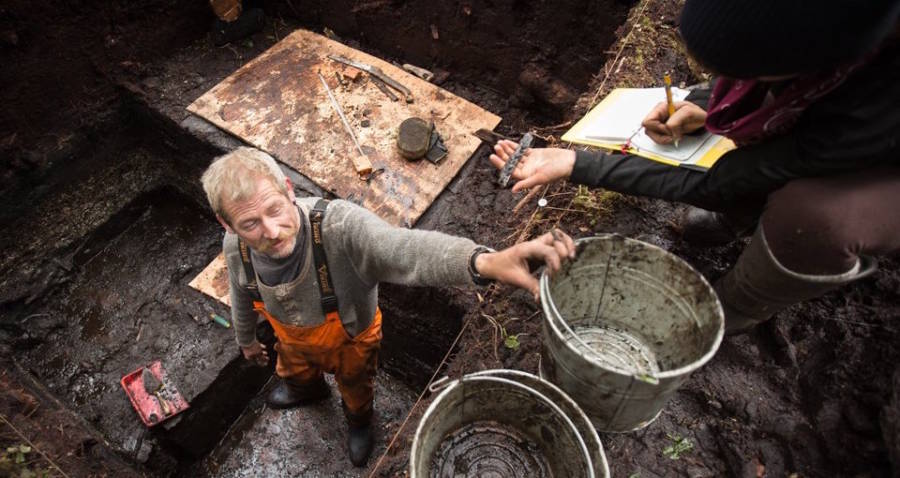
[641,101,707,145]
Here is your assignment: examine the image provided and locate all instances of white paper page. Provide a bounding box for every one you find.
[585,87,689,142]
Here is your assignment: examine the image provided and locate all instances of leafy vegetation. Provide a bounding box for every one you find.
[663,433,694,460]
[0,444,52,478]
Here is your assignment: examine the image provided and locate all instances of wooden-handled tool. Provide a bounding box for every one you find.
[142,369,173,416]
[317,72,373,177]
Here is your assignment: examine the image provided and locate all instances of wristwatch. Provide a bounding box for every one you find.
[468,246,496,286]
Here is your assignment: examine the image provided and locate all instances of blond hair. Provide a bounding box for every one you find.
[201,147,288,222]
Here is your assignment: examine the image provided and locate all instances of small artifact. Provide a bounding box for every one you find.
[397,118,433,160]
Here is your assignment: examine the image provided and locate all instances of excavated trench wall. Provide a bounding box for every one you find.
[272,0,634,118]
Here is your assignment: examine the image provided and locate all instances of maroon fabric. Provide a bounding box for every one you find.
[705,60,867,146]
[762,167,900,275]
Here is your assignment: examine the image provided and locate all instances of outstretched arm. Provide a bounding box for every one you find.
[492,138,801,213]
[488,96,707,193]
[334,201,575,299]
[491,53,900,210]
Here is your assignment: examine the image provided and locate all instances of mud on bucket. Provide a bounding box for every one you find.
[410,370,610,478]
[539,234,724,432]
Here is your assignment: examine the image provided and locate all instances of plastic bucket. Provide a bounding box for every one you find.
[540,234,724,432]
[410,370,607,478]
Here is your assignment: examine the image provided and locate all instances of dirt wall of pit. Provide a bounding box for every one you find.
[273,0,635,118]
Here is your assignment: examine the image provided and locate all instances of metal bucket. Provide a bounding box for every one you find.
[410,370,607,478]
[540,234,724,432]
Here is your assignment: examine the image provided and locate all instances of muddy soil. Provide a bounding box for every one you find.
[0,0,211,198]
[369,2,900,477]
[201,373,416,477]
[377,159,900,476]
[0,367,139,477]
[0,123,276,469]
[1,0,899,477]
[265,0,633,121]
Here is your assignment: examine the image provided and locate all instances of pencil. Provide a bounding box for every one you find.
[663,74,679,148]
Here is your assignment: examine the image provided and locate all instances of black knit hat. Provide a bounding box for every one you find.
[679,0,900,78]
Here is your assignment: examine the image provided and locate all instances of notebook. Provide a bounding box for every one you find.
[562,88,735,170]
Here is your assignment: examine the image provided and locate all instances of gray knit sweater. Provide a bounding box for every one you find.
[224,198,479,346]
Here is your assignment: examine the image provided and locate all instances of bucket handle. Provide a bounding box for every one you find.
[543,239,660,386]
[553,313,660,386]
[428,376,451,394]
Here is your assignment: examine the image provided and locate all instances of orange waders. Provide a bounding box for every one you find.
[239,199,381,421]
[253,303,382,418]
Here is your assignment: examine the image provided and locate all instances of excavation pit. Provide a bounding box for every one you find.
[1,124,467,473]
[4,1,897,477]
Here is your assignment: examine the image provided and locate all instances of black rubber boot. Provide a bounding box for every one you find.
[679,206,757,246]
[348,424,374,467]
[212,8,264,47]
[265,375,330,409]
[344,402,374,467]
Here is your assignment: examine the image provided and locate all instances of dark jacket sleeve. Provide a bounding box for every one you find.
[569,42,900,212]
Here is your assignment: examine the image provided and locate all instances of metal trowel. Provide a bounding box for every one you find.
[142,369,172,416]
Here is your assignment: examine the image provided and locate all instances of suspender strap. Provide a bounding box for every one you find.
[238,239,262,301]
[309,199,339,315]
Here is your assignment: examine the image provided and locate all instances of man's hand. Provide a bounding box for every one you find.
[489,141,576,193]
[241,341,269,366]
[641,101,707,145]
[476,229,577,301]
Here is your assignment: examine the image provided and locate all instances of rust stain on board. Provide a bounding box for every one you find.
[188,29,501,228]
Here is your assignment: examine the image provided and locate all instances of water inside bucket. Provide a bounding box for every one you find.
[430,421,550,478]
[567,324,660,377]
[411,375,597,477]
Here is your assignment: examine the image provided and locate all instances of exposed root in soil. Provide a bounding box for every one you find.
[367,312,475,477]
[0,368,137,478]
[0,413,70,478]
[580,0,700,114]
[588,0,652,108]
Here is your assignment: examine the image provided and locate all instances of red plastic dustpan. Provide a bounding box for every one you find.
[121,360,189,427]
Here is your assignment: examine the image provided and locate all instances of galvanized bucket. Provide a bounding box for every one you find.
[468,370,611,478]
[540,234,724,432]
[410,370,609,478]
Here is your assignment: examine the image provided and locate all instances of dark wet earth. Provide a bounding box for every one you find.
[2,145,237,463]
[0,130,432,474]
[204,374,415,477]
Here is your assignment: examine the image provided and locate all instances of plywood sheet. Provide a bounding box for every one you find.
[188,29,501,227]
[188,253,230,306]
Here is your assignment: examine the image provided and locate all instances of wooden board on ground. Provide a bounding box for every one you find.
[189,253,230,306]
[187,29,501,228]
